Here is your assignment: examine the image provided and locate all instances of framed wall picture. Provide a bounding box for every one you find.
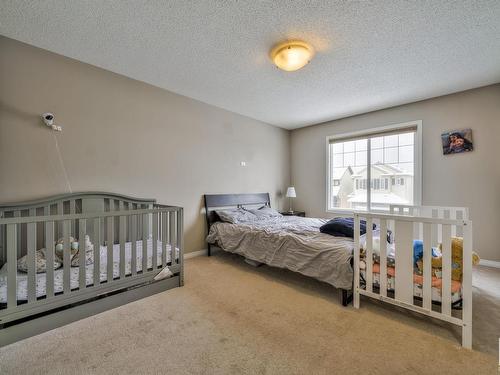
[441,129,473,155]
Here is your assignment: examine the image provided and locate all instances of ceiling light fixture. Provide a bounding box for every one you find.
[270,40,314,72]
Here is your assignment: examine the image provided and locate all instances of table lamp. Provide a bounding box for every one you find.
[286,187,296,213]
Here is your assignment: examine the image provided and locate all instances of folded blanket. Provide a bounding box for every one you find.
[320,217,375,238]
[362,240,440,270]
[371,263,462,293]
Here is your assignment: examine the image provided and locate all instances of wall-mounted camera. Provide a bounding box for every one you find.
[41,112,62,131]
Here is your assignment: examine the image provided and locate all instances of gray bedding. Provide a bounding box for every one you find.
[207,216,354,290]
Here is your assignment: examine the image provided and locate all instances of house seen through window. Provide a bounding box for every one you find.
[327,125,418,211]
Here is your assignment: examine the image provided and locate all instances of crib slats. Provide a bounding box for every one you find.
[119,215,126,278]
[422,223,432,310]
[170,211,176,266]
[365,218,373,293]
[178,208,184,285]
[161,212,167,267]
[131,215,137,275]
[125,203,130,242]
[142,213,148,272]
[394,220,414,304]
[63,220,71,294]
[431,209,439,246]
[462,221,473,348]
[12,211,20,259]
[456,210,464,237]
[27,209,37,303]
[57,202,63,236]
[70,200,76,234]
[7,224,17,308]
[449,209,457,237]
[441,224,452,316]
[152,212,158,270]
[107,218,113,282]
[176,210,181,266]
[379,219,388,297]
[45,220,55,298]
[93,218,101,286]
[79,219,86,290]
[353,209,472,349]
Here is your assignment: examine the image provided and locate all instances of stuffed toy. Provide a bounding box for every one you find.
[17,248,62,273]
[54,236,78,263]
[416,236,479,281]
[54,235,94,267]
[412,240,440,265]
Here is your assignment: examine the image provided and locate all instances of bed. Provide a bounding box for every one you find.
[204,193,354,304]
[0,192,183,346]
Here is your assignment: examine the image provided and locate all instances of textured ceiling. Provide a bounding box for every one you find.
[1,1,499,129]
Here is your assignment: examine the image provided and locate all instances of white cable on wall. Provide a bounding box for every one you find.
[52,132,73,193]
[41,112,72,193]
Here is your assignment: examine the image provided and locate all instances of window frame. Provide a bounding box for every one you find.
[325,120,422,213]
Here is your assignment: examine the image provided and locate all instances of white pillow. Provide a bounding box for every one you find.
[247,206,282,219]
[360,230,395,258]
[216,208,258,224]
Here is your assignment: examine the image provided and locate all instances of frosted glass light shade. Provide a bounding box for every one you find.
[286,187,296,198]
[270,41,313,72]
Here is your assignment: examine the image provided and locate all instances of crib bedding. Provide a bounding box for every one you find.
[360,263,462,303]
[207,216,354,290]
[0,239,179,303]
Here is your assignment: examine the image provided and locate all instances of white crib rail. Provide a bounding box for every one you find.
[353,211,472,349]
[0,205,183,325]
[390,205,469,240]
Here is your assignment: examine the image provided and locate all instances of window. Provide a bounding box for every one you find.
[327,122,420,211]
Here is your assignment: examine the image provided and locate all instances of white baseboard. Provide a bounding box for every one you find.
[479,259,500,269]
[184,249,207,259]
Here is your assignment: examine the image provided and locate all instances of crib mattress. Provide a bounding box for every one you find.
[0,239,179,303]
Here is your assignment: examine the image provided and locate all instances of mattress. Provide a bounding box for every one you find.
[0,239,179,303]
[207,216,354,290]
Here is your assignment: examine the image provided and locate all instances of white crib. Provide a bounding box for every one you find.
[353,205,472,348]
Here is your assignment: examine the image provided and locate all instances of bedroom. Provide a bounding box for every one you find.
[0,1,499,374]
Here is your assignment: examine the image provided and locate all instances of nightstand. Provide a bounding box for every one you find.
[280,211,305,217]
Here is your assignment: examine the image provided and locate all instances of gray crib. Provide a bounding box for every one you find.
[0,192,183,345]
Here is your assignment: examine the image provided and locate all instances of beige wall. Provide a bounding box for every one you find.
[0,36,290,254]
[2,35,498,262]
[291,84,500,261]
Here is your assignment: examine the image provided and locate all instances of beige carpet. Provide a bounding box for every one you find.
[0,252,498,374]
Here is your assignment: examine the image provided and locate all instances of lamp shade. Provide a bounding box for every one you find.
[270,41,314,72]
[286,187,296,198]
